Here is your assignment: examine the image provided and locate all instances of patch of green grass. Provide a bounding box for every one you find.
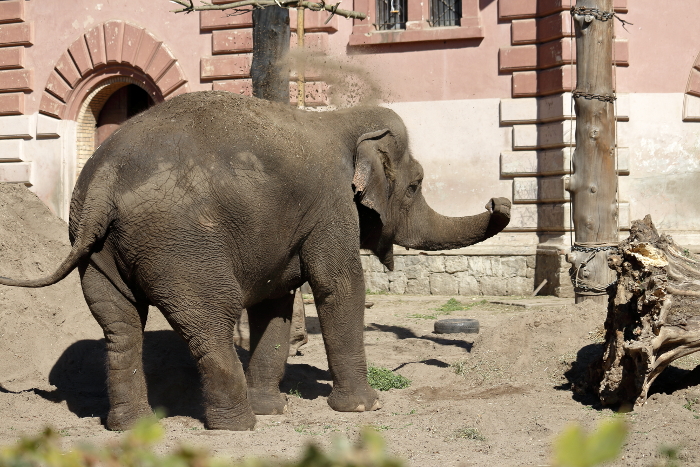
[391,409,416,416]
[294,424,339,436]
[294,424,310,434]
[657,445,682,467]
[366,289,389,295]
[451,360,468,376]
[367,364,411,391]
[371,424,392,432]
[683,397,699,412]
[288,383,302,398]
[453,427,485,441]
[407,312,441,320]
[409,298,487,320]
[451,355,505,383]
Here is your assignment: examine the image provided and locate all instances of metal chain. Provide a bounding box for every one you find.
[570,247,619,293]
[570,6,615,21]
[570,6,633,29]
[572,90,616,102]
[573,278,618,292]
[572,244,619,253]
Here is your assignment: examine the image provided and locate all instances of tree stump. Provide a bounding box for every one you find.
[595,215,700,407]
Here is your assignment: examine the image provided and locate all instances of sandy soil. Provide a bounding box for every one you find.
[1,184,700,466]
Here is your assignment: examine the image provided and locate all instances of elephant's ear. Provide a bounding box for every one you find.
[353,129,393,223]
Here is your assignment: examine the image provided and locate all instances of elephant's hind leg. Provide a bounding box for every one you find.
[246,293,294,415]
[160,299,255,431]
[80,264,151,431]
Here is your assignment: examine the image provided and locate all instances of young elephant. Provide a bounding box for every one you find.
[0,92,510,431]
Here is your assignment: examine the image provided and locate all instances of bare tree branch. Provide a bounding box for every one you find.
[171,0,366,20]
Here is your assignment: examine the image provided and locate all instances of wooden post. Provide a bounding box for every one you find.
[565,0,619,304]
[296,5,306,109]
[251,6,291,103]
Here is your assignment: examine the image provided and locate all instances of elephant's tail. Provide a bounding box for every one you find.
[0,188,115,288]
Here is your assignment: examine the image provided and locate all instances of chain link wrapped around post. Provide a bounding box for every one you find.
[568,243,620,294]
[570,6,633,28]
[572,90,617,103]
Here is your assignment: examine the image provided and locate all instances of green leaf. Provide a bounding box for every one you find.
[554,424,589,467]
[586,419,627,465]
[553,419,627,467]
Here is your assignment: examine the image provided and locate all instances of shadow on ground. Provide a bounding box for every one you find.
[649,365,700,397]
[34,330,335,422]
[367,323,474,352]
[35,331,204,422]
[557,342,606,408]
[281,363,332,399]
[558,342,700,409]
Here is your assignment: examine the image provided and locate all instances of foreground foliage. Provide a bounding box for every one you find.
[0,417,402,467]
[0,412,681,467]
[552,418,627,467]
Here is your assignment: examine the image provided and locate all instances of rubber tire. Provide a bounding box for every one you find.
[434,318,480,334]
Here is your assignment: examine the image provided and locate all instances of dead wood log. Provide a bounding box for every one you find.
[595,215,700,407]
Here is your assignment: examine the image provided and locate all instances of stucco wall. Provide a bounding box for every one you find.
[2,0,700,296]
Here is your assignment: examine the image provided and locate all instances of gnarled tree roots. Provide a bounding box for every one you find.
[595,215,700,407]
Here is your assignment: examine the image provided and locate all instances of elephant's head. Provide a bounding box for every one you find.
[351,113,511,270]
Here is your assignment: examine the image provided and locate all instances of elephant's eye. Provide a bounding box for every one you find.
[407,182,419,196]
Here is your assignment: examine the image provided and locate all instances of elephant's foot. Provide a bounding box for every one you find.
[248,387,288,415]
[204,405,257,431]
[327,385,381,412]
[105,403,153,431]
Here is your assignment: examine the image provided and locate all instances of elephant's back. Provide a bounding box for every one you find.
[69,91,352,238]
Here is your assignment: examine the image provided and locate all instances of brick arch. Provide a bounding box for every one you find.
[39,20,189,120]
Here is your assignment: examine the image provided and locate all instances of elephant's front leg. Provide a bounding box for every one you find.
[246,293,294,415]
[303,231,380,412]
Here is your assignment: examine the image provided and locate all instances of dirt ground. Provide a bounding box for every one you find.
[1,184,700,466]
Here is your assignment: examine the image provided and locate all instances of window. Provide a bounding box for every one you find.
[430,0,460,27]
[349,0,483,46]
[376,0,407,30]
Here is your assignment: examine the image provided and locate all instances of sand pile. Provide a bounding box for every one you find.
[0,184,101,392]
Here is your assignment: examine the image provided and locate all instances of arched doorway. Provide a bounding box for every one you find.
[74,77,162,177]
[95,84,154,147]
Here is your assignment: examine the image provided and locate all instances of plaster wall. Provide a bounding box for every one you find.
[386,98,511,218]
[616,0,700,95]
[329,0,511,102]
[620,93,700,247]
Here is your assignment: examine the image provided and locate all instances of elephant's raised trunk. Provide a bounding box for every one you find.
[394,195,511,251]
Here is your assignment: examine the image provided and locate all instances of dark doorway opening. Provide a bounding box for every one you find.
[95,84,154,147]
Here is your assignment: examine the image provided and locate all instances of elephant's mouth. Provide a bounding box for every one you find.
[356,200,394,270]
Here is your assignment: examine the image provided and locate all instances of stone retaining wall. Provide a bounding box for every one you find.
[361,253,536,296]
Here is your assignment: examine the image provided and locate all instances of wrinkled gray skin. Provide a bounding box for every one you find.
[0,92,510,431]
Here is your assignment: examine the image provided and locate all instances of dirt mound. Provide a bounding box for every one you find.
[0,184,101,392]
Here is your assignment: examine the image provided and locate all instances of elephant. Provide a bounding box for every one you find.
[0,91,511,431]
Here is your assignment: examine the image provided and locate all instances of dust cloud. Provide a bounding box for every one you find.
[283,49,384,108]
